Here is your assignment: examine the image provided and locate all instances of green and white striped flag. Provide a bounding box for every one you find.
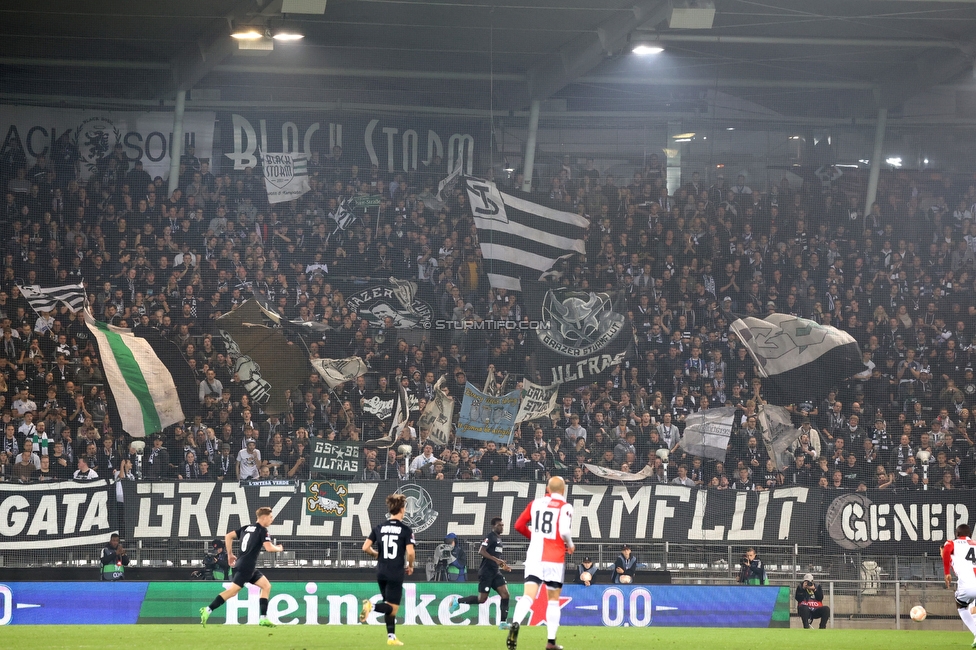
[85,309,185,438]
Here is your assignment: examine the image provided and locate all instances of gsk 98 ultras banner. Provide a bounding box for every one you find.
[0,582,790,628]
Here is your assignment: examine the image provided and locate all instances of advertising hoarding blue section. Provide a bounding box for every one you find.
[0,583,148,625]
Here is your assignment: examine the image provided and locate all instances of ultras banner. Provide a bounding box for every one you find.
[0,105,216,180]
[218,113,489,179]
[122,481,818,545]
[0,582,790,628]
[0,480,116,550]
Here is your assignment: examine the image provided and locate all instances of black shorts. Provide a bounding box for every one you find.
[525,575,562,589]
[232,563,264,588]
[478,571,507,594]
[378,577,404,606]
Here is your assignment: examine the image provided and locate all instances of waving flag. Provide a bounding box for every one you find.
[464,176,588,291]
[311,357,369,390]
[262,151,310,204]
[417,376,455,447]
[329,198,358,231]
[730,314,865,406]
[457,384,520,444]
[679,407,737,462]
[19,283,87,314]
[85,309,185,438]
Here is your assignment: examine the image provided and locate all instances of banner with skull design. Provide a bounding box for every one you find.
[526,286,636,388]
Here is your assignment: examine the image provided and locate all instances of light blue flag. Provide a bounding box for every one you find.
[457,384,520,444]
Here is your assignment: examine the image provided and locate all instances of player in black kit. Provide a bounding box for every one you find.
[449,517,512,628]
[199,506,284,627]
[361,493,416,646]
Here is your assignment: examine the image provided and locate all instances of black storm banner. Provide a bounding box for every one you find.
[0,480,116,549]
[218,113,490,179]
[122,482,817,544]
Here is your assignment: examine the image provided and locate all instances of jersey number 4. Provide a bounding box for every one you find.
[966,547,976,564]
[533,510,556,537]
[382,533,398,559]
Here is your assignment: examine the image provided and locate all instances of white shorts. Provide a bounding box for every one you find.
[956,584,976,606]
[523,560,565,586]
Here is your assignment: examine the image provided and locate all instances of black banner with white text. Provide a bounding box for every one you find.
[0,480,117,549]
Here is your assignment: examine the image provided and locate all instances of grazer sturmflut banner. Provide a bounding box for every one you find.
[122,481,818,544]
[0,105,215,180]
[0,480,116,549]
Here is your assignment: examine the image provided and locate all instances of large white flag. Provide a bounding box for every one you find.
[311,357,368,390]
[679,407,737,462]
[85,309,184,438]
[262,151,311,204]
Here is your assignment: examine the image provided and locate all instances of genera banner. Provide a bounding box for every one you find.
[0,480,116,549]
[0,582,790,628]
[122,481,817,545]
[0,105,216,180]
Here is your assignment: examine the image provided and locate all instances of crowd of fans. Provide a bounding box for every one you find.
[2,134,976,493]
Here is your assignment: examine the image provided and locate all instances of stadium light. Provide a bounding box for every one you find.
[885,157,902,167]
[633,45,664,55]
[272,29,305,41]
[231,27,264,40]
[672,132,696,139]
[923,158,930,165]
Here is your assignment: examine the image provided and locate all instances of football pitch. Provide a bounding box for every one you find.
[0,626,969,650]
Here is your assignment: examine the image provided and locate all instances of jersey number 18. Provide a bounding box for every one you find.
[533,510,557,538]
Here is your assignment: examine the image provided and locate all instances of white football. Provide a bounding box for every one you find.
[619,574,633,584]
[910,605,926,622]
[580,571,592,582]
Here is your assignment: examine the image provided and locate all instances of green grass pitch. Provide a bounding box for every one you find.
[0,626,969,650]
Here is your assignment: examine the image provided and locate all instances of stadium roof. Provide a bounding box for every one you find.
[1,0,975,120]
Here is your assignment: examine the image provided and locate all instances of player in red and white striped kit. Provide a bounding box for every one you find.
[508,476,574,650]
[942,523,976,646]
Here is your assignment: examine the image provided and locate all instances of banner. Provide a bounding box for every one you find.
[311,357,368,390]
[0,582,790,628]
[219,113,487,177]
[121,481,817,544]
[309,440,362,478]
[261,151,310,203]
[304,480,349,517]
[515,379,560,424]
[0,480,116,550]
[583,464,655,482]
[678,408,736,462]
[416,376,454,446]
[525,285,635,388]
[0,105,215,180]
[456,385,520,444]
[823,490,974,553]
[346,283,433,330]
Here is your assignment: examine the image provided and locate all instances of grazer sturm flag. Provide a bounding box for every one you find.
[436,160,463,203]
[464,176,588,292]
[387,383,411,441]
[416,376,455,447]
[215,300,311,414]
[730,314,865,406]
[311,357,369,390]
[679,407,737,462]
[456,384,520,444]
[84,308,184,438]
[18,283,87,314]
[328,198,358,231]
[758,404,802,470]
[262,150,311,204]
[525,284,635,388]
[583,463,655,482]
[515,378,560,424]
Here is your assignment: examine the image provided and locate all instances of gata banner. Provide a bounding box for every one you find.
[121,481,817,544]
[823,490,974,553]
[0,480,116,550]
[0,104,215,180]
[219,113,489,178]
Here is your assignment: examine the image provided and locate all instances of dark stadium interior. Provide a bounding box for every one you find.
[2,3,976,627]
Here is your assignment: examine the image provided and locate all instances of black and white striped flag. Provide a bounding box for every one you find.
[328,198,358,231]
[18,283,87,314]
[464,177,588,292]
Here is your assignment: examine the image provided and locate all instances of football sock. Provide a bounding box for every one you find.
[545,600,561,644]
[459,596,481,605]
[512,595,532,625]
[959,607,976,635]
[385,612,396,636]
[500,598,510,621]
[375,602,393,614]
[259,598,269,618]
[208,595,226,612]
